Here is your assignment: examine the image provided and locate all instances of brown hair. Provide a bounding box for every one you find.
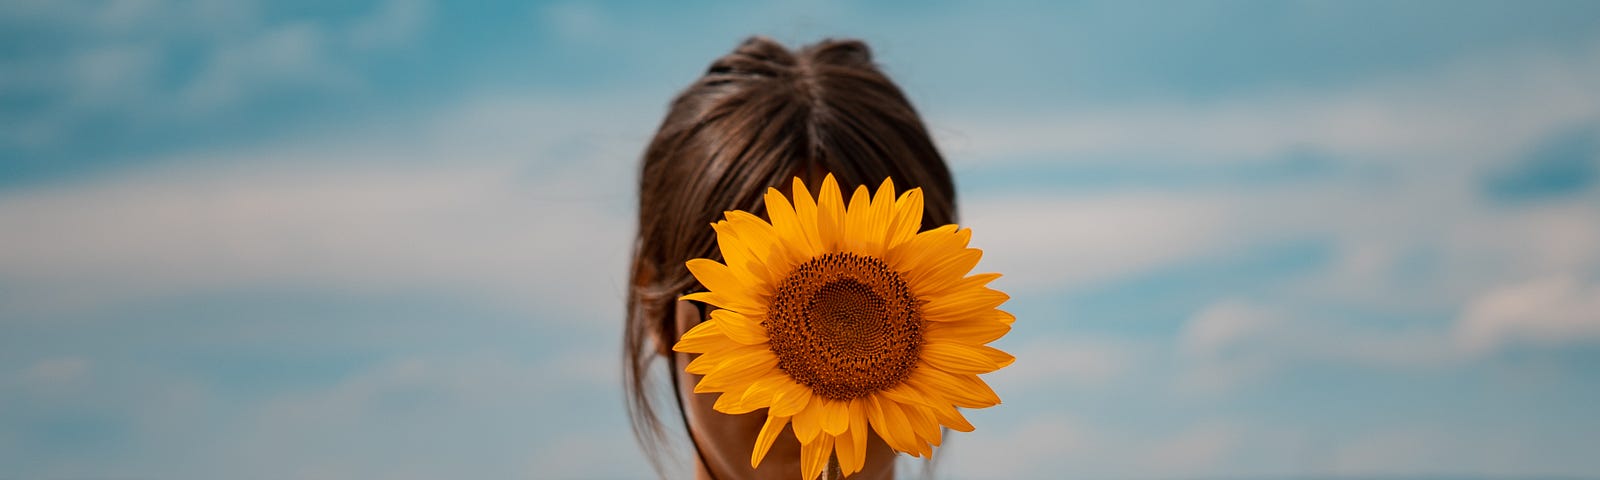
[624,36,956,476]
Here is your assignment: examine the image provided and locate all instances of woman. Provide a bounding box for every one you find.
[624,36,958,479]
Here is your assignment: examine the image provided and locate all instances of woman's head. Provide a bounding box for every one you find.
[625,36,955,478]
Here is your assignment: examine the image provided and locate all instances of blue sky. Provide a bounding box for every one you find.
[3,1,1600,478]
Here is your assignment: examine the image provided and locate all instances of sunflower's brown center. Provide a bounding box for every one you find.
[766,252,922,400]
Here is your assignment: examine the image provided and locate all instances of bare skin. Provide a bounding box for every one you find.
[672,300,897,480]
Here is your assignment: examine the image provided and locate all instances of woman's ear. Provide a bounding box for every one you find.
[665,300,703,356]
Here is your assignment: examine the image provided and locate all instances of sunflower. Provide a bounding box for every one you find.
[673,174,1014,479]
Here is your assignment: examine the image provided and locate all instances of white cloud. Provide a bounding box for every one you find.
[936,40,1600,172]
[0,163,629,325]
[67,43,162,109]
[1144,420,1242,476]
[92,0,165,31]
[539,2,611,44]
[961,148,1600,318]
[940,414,1092,479]
[1177,211,1600,388]
[0,95,647,326]
[941,415,1270,480]
[24,356,91,386]
[0,41,161,147]
[347,0,430,50]
[937,43,1600,321]
[0,0,259,37]
[1182,300,1274,357]
[0,0,403,147]
[944,411,1597,480]
[524,431,659,479]
[1180,300,1463,392]
[1456,275,1600,354]
[1329,425,1600,478]
[242,352,639,478]
[957,130,1596,322]
[96,351,648,479]
[179,21,357,111]
[1179,301,1286,392]
[961,191,1237,292]
[938,40,1600,317]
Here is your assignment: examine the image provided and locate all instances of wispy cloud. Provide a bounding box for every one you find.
[0,0,434,152]
[938,39,1600,170]
[1457,275,1600,354]
[179,21,357,112]
[947,41,1600,310]
[1178,299,1461,392]
[347,0,430,51]
[0,95,641,324]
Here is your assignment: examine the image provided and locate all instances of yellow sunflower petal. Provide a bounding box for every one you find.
[739,374,788,408]
[793,400,824,442]
[672,319,736,353]
[902,403,943,448]
[832,431,858,476]
[982,345,1016,368]
[922,342,1004,374]
[919,271,1001,299]
[751,414,791,468]
[680,290,765,316]
[885,224,965,276]
[848,398,870,471]
[714,389,761,414]
[924,317,1012,345]
[922,395,976,432]
[922,286,1009,321]
[842,185,872,254]
[862,395,899,453]
[821,398,850,436]
[947,373,1002,408]
[867,394,917,454]
[799,431,835,480]
[684,341,767,375]
[724,210,795,282]
[766,187,817,260]
[685,258,743,296]
[791,177,824,253]
[769,378,812,417]
[992,309,1017,325]
[696,362,774,395]
[906,248,983,296]
[896,372,966,428]
[859,178,895,257]
[712,221,772,293]
[908,369,1001,408]
[880,382,936,409]
[885,187,924,251]
[816,174,845,252]
[682,343,734,375]
[708,309,768,345]
[695,348,777,394]
[880,398,921,456]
